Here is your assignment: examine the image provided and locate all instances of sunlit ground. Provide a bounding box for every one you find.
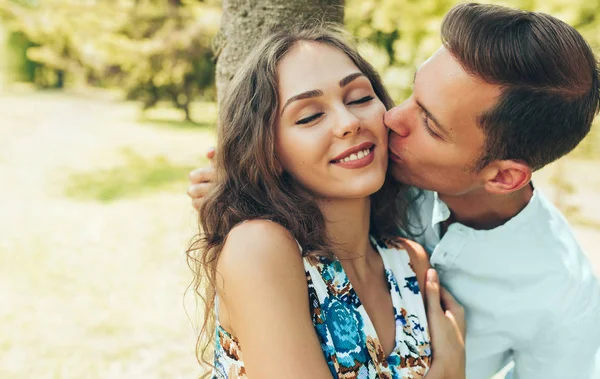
[0,89,212,378]
[1,88,599,378]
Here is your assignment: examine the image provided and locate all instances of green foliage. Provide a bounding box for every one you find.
[65,149,200,202]
[103,1,220,121]
[5,30,38,82]
[0,0,221,120]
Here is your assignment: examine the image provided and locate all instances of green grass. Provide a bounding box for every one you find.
[65,149,201,202]
[0,91,216,379]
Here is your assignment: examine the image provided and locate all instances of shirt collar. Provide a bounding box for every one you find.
[432,191,451,228]
[431,185,540,232]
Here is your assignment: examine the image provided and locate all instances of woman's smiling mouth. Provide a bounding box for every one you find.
[332,147,373,163]
[331,142,376,168]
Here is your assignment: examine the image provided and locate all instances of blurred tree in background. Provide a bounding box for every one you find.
[1,0,600,120]
[0,0,220,121]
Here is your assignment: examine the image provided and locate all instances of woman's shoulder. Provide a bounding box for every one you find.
[219,220,304,278]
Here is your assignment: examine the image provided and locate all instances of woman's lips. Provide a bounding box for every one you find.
[331,146,375,169]
[330,141,375,162]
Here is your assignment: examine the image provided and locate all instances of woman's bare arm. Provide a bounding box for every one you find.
[217,220,333,379]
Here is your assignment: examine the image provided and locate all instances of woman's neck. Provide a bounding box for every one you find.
[317,197,373,264]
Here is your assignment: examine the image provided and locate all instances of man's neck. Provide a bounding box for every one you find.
[438,184,534,230]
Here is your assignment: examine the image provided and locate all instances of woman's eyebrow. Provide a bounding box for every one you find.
[339,72,365,87]
[281,89,323,116]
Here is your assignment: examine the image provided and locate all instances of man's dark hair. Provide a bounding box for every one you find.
[441,3,600,171]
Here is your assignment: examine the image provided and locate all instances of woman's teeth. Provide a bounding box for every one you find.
[335,148,371,163]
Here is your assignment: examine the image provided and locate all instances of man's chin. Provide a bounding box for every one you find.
[388,161,411,185]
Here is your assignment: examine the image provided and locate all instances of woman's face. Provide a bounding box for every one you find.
[275,41,388,200]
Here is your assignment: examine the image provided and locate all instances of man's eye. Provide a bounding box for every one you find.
[348,95,374,105]
[422,115,440,138]
[296,112,324,125]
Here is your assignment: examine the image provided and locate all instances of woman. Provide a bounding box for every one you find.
[187,26,465,379]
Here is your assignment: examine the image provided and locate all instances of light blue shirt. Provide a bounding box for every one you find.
[403,188,600,379]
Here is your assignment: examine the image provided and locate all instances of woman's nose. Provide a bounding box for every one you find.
[334,108,361,138]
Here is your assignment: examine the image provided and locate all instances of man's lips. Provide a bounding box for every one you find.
[389,149,403,162]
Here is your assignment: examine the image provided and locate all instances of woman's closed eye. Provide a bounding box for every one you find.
[347,95,374,106]
[296,112,324,125]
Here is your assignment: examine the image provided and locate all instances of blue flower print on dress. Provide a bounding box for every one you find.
[386,269,402,297]
[322,296,369,367]
[404,276,420,295]
[320,260,362,307]
[307,271,338,376]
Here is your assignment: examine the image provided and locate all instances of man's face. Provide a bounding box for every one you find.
[385,47,502,196]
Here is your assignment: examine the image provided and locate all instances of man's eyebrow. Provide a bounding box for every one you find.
[339,72,365,87]
[281,89,323,116]
[415,100,452,140]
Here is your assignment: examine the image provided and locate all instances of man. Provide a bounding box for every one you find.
[188,3,600,378]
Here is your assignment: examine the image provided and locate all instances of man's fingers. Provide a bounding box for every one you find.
[187,183,212,199]
[206,146,215,160]
[189,167,214,184]
[192,198,203,212]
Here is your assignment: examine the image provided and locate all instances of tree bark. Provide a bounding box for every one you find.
[214,0,344,103]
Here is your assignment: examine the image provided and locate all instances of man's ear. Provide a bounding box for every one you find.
[483,160,532,194]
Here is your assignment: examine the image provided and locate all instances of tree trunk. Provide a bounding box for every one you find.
[214,0,345,103]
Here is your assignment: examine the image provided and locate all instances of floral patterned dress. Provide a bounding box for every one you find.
[212,236,431,379]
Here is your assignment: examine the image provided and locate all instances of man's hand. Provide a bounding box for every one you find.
[187,147,216,211]
[424,268,466,379]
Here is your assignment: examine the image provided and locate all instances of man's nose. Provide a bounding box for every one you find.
[384,103,411,138]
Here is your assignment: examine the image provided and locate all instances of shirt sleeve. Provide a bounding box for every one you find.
[512,269,600,379]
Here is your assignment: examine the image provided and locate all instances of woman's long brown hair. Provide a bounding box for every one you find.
[187,25,412,375]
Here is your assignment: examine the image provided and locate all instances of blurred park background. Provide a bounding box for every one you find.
[0,0,599,378]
